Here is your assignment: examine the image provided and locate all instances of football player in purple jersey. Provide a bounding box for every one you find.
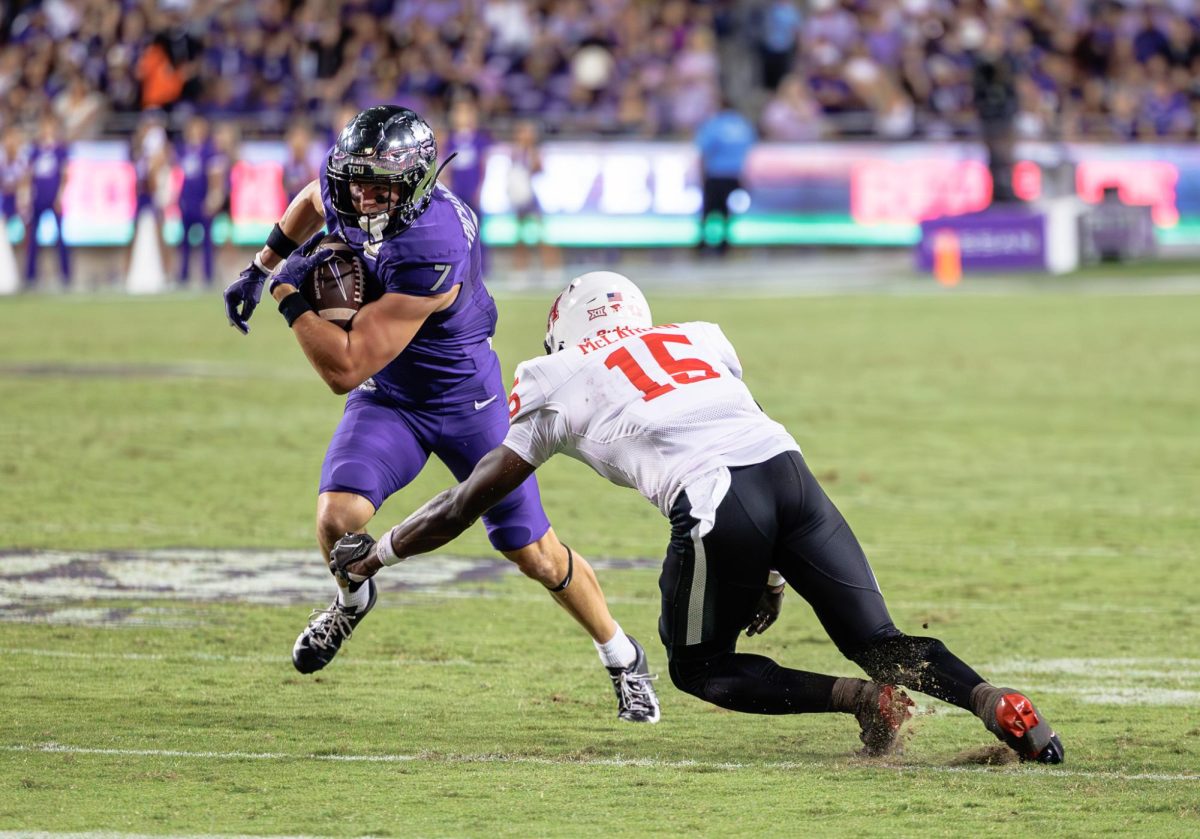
[24,115,70,286]
[223,106,659,724]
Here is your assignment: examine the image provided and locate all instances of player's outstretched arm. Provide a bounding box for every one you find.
[223,180,325,334]
[331,445,536,582]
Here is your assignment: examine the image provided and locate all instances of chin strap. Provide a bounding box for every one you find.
[547,544,574,592]
[357,211,391,242]
[432,151,456,184]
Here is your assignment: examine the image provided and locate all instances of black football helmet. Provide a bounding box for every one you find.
[326,106,440,242]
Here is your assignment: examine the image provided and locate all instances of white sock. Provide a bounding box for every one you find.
[594,623,637,669]
[337,581,370,611]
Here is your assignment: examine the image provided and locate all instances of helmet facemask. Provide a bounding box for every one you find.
[327,151,438,243]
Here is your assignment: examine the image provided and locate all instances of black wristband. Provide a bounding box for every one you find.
[278,291,313,327]
[266,223,300,258]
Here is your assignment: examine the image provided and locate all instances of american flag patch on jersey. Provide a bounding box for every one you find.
[607,292,623,302]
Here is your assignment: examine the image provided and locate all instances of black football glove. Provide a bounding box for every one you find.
[329,532,378,586]
[745,584,785,637]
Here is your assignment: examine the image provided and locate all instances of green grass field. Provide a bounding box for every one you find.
[1,283,1198,837]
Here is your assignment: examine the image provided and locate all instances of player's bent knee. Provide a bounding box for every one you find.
[315,493,375,552]
[667,658,707,699]
[667,656,741,708]
[851,632,945,683]
[502,542,562,588]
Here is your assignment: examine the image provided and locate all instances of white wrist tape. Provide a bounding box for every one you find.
[766,570,785,589]
[253,253,279,275]
[376,527,405,567]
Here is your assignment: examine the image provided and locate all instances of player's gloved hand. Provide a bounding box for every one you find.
[223,258,268,334]
[329,532,381,586]
[745,584,785,636]
[270,231,335,294]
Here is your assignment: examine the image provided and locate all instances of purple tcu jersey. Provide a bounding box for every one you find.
[319,169,498,410]
[29,143,67,207]
[178,141,215,211]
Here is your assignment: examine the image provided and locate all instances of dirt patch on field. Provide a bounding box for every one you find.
[948,743,1018,766]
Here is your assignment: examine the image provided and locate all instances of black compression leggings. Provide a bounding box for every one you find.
[660,452,985,713]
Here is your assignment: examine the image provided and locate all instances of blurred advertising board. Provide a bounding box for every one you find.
[17,140,1200,248]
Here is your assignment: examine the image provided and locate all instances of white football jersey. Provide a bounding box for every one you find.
[503,322,800,529]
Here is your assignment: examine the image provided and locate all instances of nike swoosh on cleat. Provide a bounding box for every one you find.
[474,396,498,410]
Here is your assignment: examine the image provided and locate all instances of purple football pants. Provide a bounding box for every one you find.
[320,387,551,553]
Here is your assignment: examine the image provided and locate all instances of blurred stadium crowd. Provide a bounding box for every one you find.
[2,0,1200,144]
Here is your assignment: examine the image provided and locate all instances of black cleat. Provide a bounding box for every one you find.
[978,687,1064,764]
[606,636,661,724]
[292,579,377,674]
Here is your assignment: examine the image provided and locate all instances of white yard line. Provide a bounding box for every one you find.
[5,649,1198,705]
[0,833,328,839]
[4,742,1196,784]
[0,647,475,667]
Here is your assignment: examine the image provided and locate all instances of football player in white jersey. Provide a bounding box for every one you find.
[328,271,1064,763]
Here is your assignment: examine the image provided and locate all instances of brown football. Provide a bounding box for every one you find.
[299,234,371,329]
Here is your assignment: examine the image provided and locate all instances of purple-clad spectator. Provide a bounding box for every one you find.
[53,73,106,141]
[508,119,554,278]
[875,86,916,140]
[282,122,321,203]
[1133,9,1170,64]
[484,0,536,58]
[131,111,169,219]
[668,27,719,133]
[863,7,903,71]
[391,0,462,30]
[612,79,659,137]
[1107,85,1141,141]
[5,0,1200,146]
[24,114,70,286]
[0,125,29,221]
[504,47,571,119]
[546,0,596,48]
[802,0,858,55]
[761,73,825,141]
[1164,16,1200,67]
[175,114,220,287]
[444,98,491,217]
[210,122,238,220]
[1143,78,1192,137]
